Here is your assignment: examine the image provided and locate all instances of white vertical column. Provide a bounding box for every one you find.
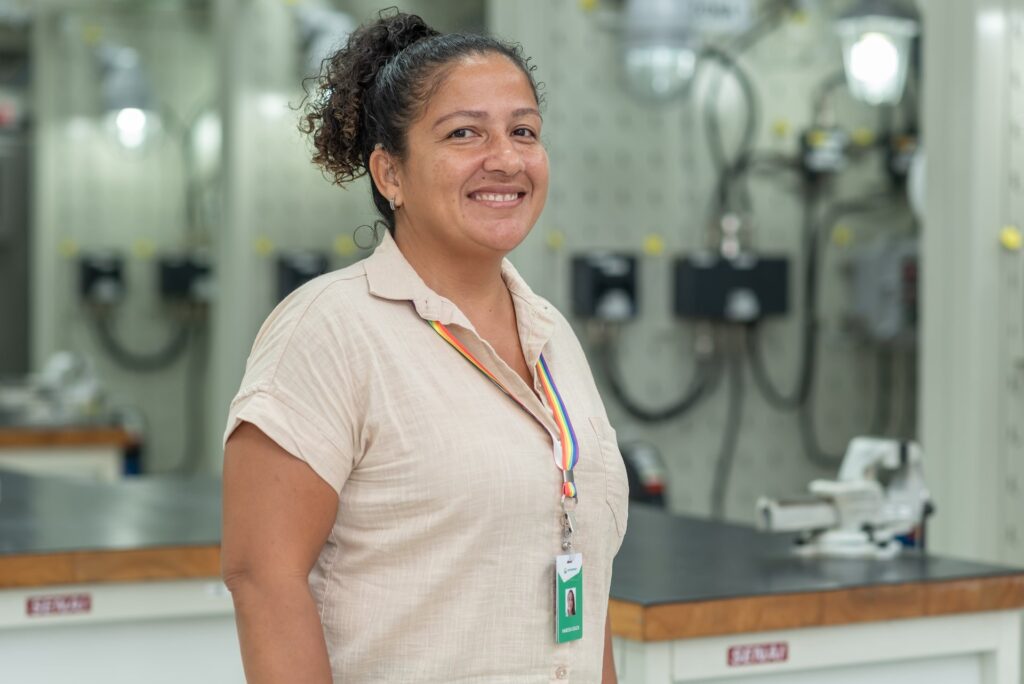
[29,12,61,368]
[205,0,261,473]
[920,0,1012,563]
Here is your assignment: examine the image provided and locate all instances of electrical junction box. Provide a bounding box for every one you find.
[79,252,125,305]
[158,253,214,303]
[846,235,918,345]
[887,131,918,185]
[619,441,666,507]
[571,253,638,322]
[801,127,849,178]
[674,252,789,322]
[277,250,329,301]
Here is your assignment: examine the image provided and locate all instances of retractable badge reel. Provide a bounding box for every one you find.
[555,464,583,644]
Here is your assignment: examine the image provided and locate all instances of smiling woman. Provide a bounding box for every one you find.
[221,8,627,684]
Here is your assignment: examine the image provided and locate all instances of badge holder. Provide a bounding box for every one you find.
[555,488,583,643]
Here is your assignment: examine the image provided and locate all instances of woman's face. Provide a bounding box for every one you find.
[388,53,548,259]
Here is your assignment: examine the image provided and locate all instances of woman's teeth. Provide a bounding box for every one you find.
[472,192,519,202]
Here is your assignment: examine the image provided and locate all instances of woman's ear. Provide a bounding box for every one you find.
[369,145,401,207]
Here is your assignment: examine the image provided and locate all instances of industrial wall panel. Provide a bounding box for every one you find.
[489,0,913,521]
[33,6,215,473]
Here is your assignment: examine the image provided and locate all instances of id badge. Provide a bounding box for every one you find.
[555,553,583,643]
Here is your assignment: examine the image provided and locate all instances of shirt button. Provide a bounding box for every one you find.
[555,666,568,679]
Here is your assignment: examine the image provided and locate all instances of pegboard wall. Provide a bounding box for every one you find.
[30,0,920,503]
[31,0,490,473]
[227,0,488,339]
[1002,5,1024,564]
[490,0,917,522]
[32,5,217,474]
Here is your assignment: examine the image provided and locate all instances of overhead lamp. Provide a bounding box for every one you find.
[835,0,919,106]
[622,0,699,102]
[96,44,159,149]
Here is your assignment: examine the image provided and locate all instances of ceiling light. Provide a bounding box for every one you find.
[835,0,919,106]
[623,0,699,102]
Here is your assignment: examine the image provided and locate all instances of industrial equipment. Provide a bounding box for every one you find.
[757,436,933,558]
[674,252,789,322]
[277,250,329,301]
[835,0,919,106]
[571,252,638,322]
[619,441,667,506]
[158,252,214,304]
[78,252,126,305]
[846,234,918,345]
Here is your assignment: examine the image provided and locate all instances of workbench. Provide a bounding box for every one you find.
[1,473,1022,683]
[0,470,234,683]
[0,426,136,481]
[609,505,1024,683]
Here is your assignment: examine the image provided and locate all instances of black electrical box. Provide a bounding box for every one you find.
[674,253,789,322]
[887,131,918,185]
[277,251,330,301]
[801,127,848,178]
[571,253,638,322]
[79,252,125,305]
[159,253,214,303]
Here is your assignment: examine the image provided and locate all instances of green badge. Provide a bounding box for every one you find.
[555,553,583,643]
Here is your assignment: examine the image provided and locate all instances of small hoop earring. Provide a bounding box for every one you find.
[388,197,397,212]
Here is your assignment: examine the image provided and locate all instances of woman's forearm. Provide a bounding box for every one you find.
[603,611,618,683]
[228,573,333,684]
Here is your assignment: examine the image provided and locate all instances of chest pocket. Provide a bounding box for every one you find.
[587,416,630,542]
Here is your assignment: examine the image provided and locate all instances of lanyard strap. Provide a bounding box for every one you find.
[428,320,579,500]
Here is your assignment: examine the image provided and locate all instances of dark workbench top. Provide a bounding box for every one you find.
[0,469,221,556]
[612,504,1024,606]
[2,471,1022,626]
[0,470,221,589]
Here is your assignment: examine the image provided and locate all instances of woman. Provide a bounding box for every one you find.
[221,9,628,683]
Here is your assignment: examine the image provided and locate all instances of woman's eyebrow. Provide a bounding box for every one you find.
[511,108,542,120]
[432,110,486,129]
[432,108,542,129]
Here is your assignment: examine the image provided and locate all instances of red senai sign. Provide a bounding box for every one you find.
[727,641,789,667]
[26,593,92,617]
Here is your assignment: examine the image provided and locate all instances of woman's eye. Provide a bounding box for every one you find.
[513,127,537,138]
[448,128,474,139]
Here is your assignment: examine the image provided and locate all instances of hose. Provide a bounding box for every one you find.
[597,328,721,423]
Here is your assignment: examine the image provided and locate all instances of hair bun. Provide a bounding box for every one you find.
[367,9,439,73]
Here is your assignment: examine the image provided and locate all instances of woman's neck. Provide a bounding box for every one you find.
[392,226,511,323]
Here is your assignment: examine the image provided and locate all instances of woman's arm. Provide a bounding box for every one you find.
[603,611,618,683]
[222,422,339,684]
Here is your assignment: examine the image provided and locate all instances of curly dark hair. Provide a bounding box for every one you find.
[300,7,542,231]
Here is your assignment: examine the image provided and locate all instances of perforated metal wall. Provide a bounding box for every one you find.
[490,0,915,521]
[32,0,920,496]
[32,6,216,473]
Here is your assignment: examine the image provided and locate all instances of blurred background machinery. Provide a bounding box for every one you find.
[0,0,1020,569]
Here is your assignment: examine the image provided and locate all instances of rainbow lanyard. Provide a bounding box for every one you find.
[428,320,579,501]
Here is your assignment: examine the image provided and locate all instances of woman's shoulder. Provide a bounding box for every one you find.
[244,261,378,368]
[257,262,371,335]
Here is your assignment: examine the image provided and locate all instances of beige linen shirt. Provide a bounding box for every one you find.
[224,230,629,683]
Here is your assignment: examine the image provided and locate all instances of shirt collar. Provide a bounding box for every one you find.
[363,229,556,355]
[502,259,556,368]
[364,229,557,358]
[363,229,462,325]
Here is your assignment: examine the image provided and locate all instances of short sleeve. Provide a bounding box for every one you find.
[223,281,362,493]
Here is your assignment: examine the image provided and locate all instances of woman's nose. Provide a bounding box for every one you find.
[482,134,525,175]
